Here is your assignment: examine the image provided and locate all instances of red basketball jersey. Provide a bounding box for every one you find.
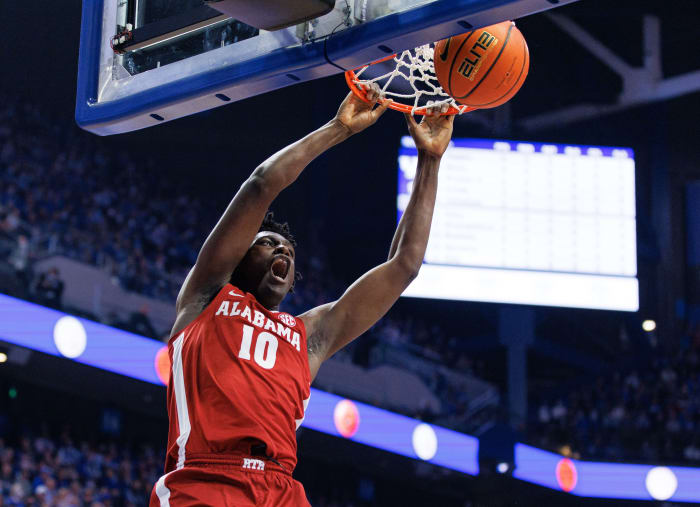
[162,283,310,474]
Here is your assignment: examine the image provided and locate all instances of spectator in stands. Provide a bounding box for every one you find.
[532,342,700,464]
[8,234,30,287]
[124,305,158,340]
[33,267,64,310]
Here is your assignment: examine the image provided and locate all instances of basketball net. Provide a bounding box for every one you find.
[345,45,476,116]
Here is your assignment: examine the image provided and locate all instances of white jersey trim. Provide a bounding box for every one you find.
[295,394,310,429]
[155,472,172,506]
[172,332,191,470]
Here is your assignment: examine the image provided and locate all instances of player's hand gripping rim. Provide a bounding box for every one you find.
[404,101,454,158]
[334,83,393,135]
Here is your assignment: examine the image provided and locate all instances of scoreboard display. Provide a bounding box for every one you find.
[397,137,638,311]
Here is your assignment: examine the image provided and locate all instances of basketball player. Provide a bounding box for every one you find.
[150,85,454,506]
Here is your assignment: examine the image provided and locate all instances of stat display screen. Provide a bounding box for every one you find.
[397,138,638,311]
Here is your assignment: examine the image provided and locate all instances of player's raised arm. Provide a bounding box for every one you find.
[175,87,391,315]
[302,105,454,379]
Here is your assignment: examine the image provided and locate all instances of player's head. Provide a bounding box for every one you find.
[230,212,300,309]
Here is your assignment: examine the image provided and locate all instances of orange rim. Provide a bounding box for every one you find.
[344,59,475,116]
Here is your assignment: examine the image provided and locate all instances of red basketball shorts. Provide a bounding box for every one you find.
[150,455,310,506]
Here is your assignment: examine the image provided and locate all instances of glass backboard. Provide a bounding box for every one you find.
[76,0,580,135]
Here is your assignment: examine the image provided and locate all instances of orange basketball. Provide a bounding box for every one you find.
[434,21,529,108]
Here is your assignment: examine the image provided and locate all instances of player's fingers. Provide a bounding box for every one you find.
[372,98,393,119]
[403,112,418,130]
[426,101,447,117]
[346,88,369,106]
[353,82,374,106]
[366,83,381,104]
[440,112,456,129]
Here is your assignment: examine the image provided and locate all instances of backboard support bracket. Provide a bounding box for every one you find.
[111,6,230,53]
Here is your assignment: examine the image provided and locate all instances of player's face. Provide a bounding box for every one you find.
[235,231,296,307]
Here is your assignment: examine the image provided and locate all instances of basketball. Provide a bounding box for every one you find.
[433,21,529,108]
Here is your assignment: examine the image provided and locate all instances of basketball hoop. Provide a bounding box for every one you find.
[344,45,476,116]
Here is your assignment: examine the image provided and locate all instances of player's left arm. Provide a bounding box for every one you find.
[301,105,454,380]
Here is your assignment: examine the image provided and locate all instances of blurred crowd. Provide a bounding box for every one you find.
[0,430,160,507]
[0,98,202,303]
[532,337,700,464]
[2,94,700,469]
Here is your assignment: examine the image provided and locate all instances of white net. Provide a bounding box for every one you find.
[351,45,470,115]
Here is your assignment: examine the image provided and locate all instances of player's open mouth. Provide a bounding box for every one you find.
[270,256,291,282]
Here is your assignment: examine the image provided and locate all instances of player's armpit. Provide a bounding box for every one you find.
[300,303,332,372]
[301,258,417,380]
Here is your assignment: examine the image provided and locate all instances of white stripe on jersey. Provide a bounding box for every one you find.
[172,332,191,469]
[155,472,172,506]
[295,394,310,429]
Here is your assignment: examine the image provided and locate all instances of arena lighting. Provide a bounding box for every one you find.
[0,293,479,475]
[333,399,360,438]
[514,444,700,503]
[0,352,7,363]
[305,391,478,474]
[53,316,88,358]
[645,466,678,501]
[412,423,438,460]
[642,319,657,332]
[0,293,164,384]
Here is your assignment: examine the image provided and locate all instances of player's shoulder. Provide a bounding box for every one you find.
[170,283,233,338]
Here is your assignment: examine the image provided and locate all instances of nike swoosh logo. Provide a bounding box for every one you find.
[439,37,452,62]
[228,291,244,297]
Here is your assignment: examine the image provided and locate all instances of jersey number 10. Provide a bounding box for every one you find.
[238,324,278,369]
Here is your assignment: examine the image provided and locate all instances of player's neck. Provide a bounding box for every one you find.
[230,276,285,310]
[256,289,283,311]
[242,285,283,311]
